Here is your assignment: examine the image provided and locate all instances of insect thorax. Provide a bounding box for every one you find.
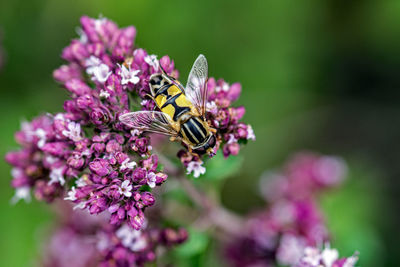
[149,74,193,122]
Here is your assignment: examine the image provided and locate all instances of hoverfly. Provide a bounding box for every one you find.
[119,55,217,155]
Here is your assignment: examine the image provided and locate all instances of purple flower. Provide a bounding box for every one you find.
[6,15,253,235]
[295,245,358,267]
[89,158,111,177]
[186,160,206,178]
[41,203,187,267]
[225,153,350,267]
[118,180,132,197]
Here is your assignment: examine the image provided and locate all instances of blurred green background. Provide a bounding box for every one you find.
[0,0,399,266]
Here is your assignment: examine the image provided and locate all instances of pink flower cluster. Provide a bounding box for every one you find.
[295,245,358,267]
[178,78,255,176]
[42,202,187,267]
[225,152,356,267]
[5,15,254,232]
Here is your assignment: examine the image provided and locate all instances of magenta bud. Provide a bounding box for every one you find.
[89,158,110,177]
[65,79,92,96]
[42,142,68,156]
[141,192,155,206]
[227,82,242,102]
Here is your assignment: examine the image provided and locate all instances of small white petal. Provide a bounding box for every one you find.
[62,121,82,142]
[10,187,31,204]
[118,64,140,85]
[227,134,237,144]
[100,90,111,99]
[147,172,157,188]
[121,180,130,188]
[119,180,133,197]
[120,158,137,171]
[11,168,23,178]
[321,246,339,267]
[64,187,77,201]
[247,125,256,140]
[49,167,65,185]
[144,54,159,70]
[73,201,86,210]
[187,161,206,178]
[116,224,147,252]
[76,27,88,44]
[131,129,142,136]
[76,177,87,187]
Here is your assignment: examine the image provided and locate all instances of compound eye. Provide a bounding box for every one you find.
[208,135,216,148]
[194,146,207,154]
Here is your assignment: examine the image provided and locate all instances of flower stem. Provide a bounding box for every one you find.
[157,152,243,236]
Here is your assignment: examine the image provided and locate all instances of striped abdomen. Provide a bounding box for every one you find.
[180,117,209,146]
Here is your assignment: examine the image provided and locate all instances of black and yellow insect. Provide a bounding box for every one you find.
[119,55,216,155]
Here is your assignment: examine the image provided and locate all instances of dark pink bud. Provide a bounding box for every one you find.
[80,16,100,43]
[141,154,157,170]
[128,209,144,230]
[117,207,126,220]
[62,40,89,62]
[227,83,241,102]
[155,173,167,184]
[42,142,69,156]
[108,203,119,213]
[90,107,111,125]
[114,152,128,164]
[236,123,248,139]
[231,106,245,121]
[86,43,106,58]
[67,153,85,169]
[5,151,28,166]
[133,48,147,65]
[132,168,146,183]
[110,213,120,225]
[76,94,95,110]
[34,180,62,203]
[160,55,174,74]
[207,77,217,93]
[90,142,105,154]
[53,64,82,83]
[133,192,141,202]
[127,206,138,218]
[134,137,148,154]
[11,177,30,188]
[141,192,155,206]
[65,79,92,96]
[89,158,110,176]
[63,100,81,117]
[106,139,122,153]
[216,109,230,129]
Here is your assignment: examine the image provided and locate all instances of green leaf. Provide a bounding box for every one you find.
[156,163,165,172]
[202,150,243,181]
[139,184,152,192]
[173,228,209,258]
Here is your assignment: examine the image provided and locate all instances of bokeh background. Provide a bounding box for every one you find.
[0,0,399,266]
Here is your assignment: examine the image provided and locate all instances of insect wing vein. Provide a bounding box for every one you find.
[119,111,178,136]
[185,54,208,117]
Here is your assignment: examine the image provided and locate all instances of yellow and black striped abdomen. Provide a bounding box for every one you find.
[180,117,209,146]
[154,84,193,122]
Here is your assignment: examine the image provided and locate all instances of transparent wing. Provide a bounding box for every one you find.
[185,54,208,117]
[119,111,179,137]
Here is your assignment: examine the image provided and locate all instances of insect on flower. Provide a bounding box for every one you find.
[120,55,217,155]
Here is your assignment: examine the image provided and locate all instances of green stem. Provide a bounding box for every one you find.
[157,152,244,237]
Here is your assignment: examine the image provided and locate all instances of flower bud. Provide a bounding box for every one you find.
[89,158,110,177]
